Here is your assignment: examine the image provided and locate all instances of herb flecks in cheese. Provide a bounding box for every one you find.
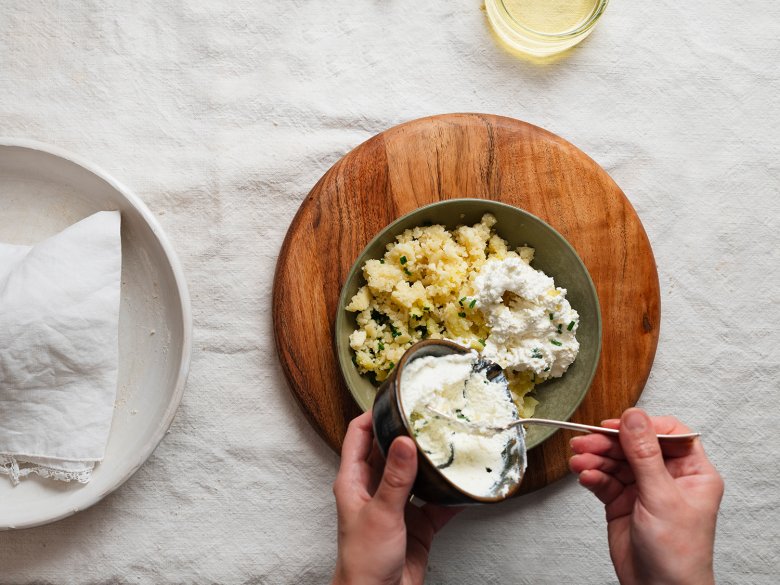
[474,256,580,381]
[346,213,581,419]
[401,351,521,498]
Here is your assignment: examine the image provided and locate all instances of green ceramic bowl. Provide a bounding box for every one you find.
[335,199,602,450]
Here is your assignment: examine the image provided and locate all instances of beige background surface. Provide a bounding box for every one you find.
[1,1,778,583]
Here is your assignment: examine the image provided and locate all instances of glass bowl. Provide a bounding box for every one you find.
[485,0,610,57]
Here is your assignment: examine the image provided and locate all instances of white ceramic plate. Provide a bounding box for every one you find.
[0,139,192,530]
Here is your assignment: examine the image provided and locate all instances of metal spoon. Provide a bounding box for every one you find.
[425,405,701,443]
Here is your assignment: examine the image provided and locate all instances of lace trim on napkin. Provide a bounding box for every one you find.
[0,454,92,486]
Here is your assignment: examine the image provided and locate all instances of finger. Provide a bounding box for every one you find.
[570,433,625,460]
[650,415,693,435]
[334,411,374,499]
[664,445,720,479]
[404,504,455,585]
[646,416,703,459]
[605,415,697,458]
[603,416,691,435]
[578,469,624,506]
[619,408,676,507]
[420,504,462,534]
[340,411,374,468]
[569,453,635,485]
[372,436,418,516]
[365,440,384,495]
[604,484,638,522]
[571,427,693,460]
[658,440,701,459]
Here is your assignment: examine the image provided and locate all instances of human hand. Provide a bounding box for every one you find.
[331,411,460,585]
[569,408,724,585]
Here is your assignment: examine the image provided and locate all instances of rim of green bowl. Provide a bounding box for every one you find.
[335,198,602,450]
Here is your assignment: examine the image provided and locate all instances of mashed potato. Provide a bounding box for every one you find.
[346,213,540,417]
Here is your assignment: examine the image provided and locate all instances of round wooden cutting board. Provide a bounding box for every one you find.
[273,113,660,495]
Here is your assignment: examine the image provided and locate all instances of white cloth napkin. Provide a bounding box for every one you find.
[0,211,122,485]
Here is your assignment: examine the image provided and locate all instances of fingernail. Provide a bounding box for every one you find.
[623,409,647,432]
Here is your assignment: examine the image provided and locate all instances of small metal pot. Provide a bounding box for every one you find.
[372,339,526,505]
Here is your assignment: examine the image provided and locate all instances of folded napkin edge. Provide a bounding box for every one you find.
[0,454,95,486]
[0,451,102,463]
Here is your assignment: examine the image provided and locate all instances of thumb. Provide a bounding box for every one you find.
[373,436,418,515]
[619,408,675,506]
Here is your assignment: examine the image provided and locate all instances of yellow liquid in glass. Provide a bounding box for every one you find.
[501,0,599,35]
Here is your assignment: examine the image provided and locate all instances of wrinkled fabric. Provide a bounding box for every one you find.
[0,1,778,584]
[0,211,122,484]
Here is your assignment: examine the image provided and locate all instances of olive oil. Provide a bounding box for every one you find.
[502,0,600,35]
[485,0,608,57]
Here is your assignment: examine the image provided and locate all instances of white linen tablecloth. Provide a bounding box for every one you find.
[1,1,778,583]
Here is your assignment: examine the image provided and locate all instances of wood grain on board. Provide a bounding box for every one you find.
[273,113,660,494]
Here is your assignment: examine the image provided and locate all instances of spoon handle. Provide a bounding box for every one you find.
[519,418,701,442]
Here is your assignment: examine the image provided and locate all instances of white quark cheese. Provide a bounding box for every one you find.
[473,257,580,379]
[400,352,522,498]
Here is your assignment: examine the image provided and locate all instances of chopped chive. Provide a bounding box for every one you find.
[387,362,395,370]
[458,312,466,318]
[403,268,412,276]
[478,338,486,346]
[550,339,563,346]
[557,324,562,334]
[543,366,550,372]
[455,409,470,422]
[549,313,554,320]
[379,258,385,264]
[377,341,385,351]
[400,256,408,265]
[531,348,543,359]
[389,323,401,338]
[469,299,477,309]
[567,321,576,331]
[459,297,466,306]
